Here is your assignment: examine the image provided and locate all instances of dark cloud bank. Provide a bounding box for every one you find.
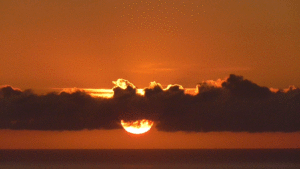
[0,74,299,132]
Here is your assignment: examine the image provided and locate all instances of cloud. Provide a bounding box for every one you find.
[0,74,299,132]
[130,63,176,74]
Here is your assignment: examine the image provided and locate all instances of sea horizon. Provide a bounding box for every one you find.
[1,149,299,167]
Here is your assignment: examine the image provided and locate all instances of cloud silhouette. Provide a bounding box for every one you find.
[0,74,299,132]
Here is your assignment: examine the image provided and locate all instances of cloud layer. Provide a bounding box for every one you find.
[1,74,299,132]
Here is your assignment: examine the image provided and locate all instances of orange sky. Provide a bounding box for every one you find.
[1,0,300,149]
[1,0,299,90]
[1,129,300,149]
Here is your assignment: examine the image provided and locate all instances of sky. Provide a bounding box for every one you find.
[0,0,300,149]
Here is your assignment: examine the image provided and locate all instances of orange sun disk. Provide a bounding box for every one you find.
[121,119,154,134]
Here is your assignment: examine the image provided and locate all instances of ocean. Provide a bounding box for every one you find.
[0,149,299,169]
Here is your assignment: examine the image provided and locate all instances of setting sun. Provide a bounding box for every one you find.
[121,119,154,135]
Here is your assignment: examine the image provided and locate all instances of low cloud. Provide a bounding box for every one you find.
[0,74,299,132]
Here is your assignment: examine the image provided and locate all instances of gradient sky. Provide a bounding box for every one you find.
[1,0,299,90]
[1,0,300,149]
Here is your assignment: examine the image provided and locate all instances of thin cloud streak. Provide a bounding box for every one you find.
[0,74,299,132]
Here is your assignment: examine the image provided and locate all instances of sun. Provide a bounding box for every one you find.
[121,119,154,134]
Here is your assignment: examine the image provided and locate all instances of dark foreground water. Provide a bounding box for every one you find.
[0,149,299,169]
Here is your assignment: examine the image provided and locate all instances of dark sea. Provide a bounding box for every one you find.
[0,149,299,169]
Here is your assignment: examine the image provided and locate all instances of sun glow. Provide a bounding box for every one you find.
[121,119,154,134]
